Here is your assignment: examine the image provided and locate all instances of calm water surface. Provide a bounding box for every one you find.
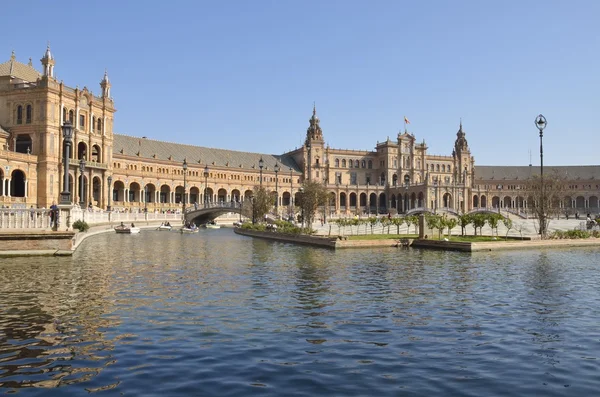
[1,229,599,396]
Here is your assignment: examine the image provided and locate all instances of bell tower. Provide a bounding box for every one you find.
[453,121,471,182]
[304,104,325,182]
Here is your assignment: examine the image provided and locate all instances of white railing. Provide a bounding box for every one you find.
[0,208,182,230]
[0,209,52,229]
[0,204,246,230]
[69,208,181,225]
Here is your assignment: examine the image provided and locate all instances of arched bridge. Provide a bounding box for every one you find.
[405,207,460,216]
[184,202,242,224]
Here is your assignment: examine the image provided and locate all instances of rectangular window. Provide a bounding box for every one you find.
[80,115,85,129]
[26,105,32,124]
[350,172,357,185]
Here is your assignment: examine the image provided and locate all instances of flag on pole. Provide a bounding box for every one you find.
[404,116,410,125]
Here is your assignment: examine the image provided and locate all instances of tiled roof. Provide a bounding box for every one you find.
[475,165,600,180]
[0,53,41,82]
[113,134,302,173]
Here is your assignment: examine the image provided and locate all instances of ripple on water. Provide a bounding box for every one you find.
[0,232,600,396]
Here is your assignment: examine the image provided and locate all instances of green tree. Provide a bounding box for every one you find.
[350,217,360,235]
[503,217,513,240]
[525,171,567,239]
[391,216,405,235]
[298,180,328,232]
[244,186,272,223]
[425,214,442,239]
[487,213,503,237]
[368,216,379,234]
[406,215,419,235]
[471,213,486,236]
[458,213,472,236]
[445,217,458,238]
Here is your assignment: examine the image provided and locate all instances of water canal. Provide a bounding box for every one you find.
[1,229,599,396]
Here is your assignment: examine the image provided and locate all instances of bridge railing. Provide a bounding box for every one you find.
[187,201,242,212]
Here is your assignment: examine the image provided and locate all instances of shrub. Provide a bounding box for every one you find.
[550,229,590,239]
[72,219,90,232]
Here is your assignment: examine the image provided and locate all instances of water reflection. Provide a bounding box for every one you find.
[0,231,599,396]
[0,257,118,391]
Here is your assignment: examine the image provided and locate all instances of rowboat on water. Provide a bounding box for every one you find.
[115,224,141,234]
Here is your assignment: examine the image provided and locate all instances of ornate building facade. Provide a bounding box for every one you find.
[1,46,599,216]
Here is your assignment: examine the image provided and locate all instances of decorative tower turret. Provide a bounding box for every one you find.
[453,120,473,211]
[453,120,472,183]
[40,43,55,78]
[100,69,111,98]
[304,104,325,182]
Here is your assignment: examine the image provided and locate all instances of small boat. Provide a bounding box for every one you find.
[115,224,141,234]
[203,221,221,229]
[180,226,199,233]
[157,224,172,231]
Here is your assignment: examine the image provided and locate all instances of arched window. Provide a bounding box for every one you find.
[62,107,67,123]
[354,160,359,168]
[362,160,366,168]
[16,105,23,124]
[436,164,440,171]
[26,105,32,124]
[368,160,372,169]
[342,159,346,167]
[97,118,102,132]
[442,165,446,172]
[349,159,353,168]
[68,110,74,122]
[92,116,96,131]
[335,158,340,167]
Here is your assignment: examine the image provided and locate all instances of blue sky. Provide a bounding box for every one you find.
[3,1,599,165]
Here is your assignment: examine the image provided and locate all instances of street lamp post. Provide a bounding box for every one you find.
[535,114,547,237]
[259,157,264,187]
[299,187,305,231]
[433,179,438,214]
[251,196,256,224]
[60,121,73,205]
[404,175,410,213]
[79,156,86,208]
[144,185,148,213]
[366,181,370,216]
[107,175,112,211]
[274,162,280,215]
[289,167,293,220]
[203,165,209,208]
[182,159,188,217]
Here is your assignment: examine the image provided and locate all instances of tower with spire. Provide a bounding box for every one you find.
[452,120,473,186]
[40,43,55,78]
[304,104,325,182]
[100,69,111,98]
